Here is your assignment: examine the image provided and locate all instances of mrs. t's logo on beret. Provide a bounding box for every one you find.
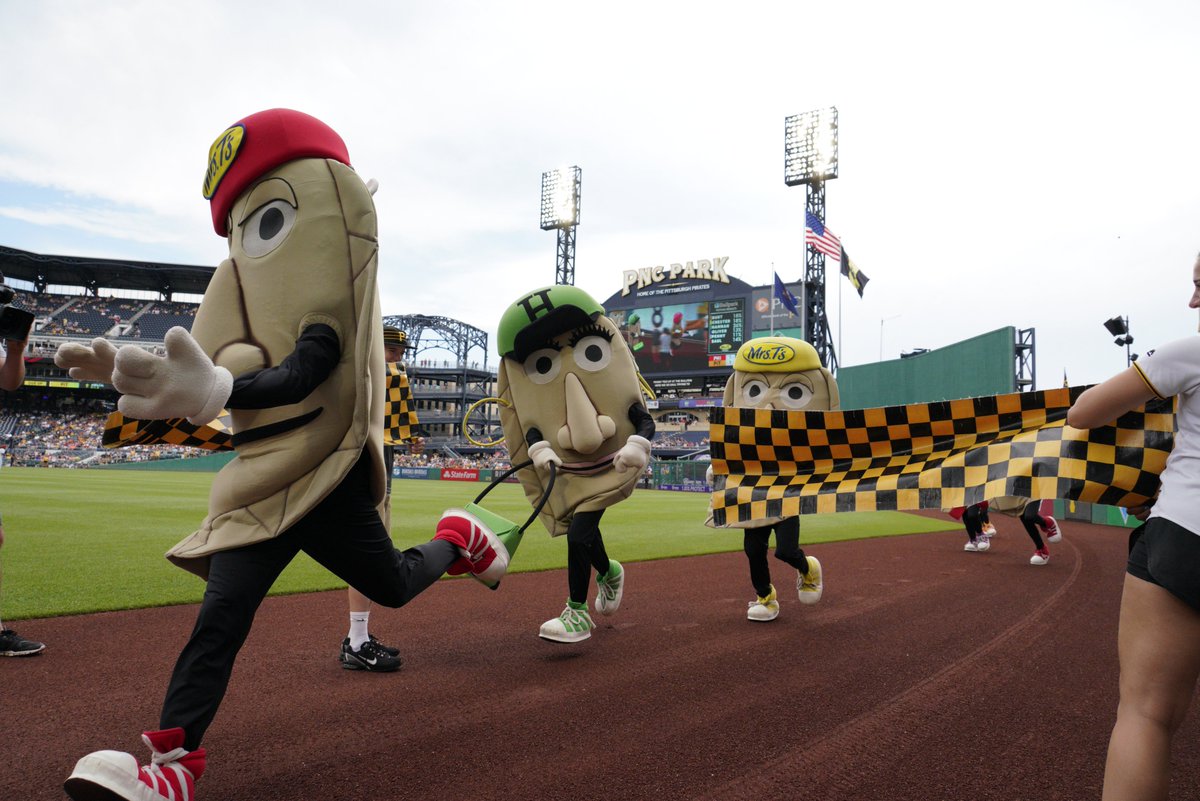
[203,124,245,200]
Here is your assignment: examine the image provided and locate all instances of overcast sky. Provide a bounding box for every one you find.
[1,0,1197,387]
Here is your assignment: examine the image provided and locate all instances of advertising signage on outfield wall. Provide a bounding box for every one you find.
[602,259,804,382]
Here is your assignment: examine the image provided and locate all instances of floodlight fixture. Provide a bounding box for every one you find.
[540,166,582,230]
[784,107,839,186]
[1103,316,1128,337]
[1103,315,1135,366]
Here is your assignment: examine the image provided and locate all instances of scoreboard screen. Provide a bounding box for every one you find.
[706,298,745,358]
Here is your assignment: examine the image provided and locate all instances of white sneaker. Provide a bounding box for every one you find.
[975,537,990,551]
[797,556,823,605]
[747,585,779,621]
[538,602,595,643]
[964,540,981,552]
[1045,517,1063,543]
[982,522,997,538]
[1030,549,1050,566]
[594,560,624,616]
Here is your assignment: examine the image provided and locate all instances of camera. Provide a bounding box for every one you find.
[0,271,34,342]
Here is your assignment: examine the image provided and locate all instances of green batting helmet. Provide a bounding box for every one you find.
[498,285,605,361]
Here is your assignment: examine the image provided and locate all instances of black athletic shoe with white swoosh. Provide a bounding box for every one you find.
[339,637,402,672]
[0,628,45,656]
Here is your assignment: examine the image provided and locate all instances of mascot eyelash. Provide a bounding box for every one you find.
[567,325,613,347]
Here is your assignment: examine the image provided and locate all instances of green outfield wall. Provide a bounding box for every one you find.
[837,327,1017,410]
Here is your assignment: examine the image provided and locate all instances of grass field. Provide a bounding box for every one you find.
[0,466,960,620]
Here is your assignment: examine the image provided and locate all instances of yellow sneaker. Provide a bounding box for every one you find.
[797,556,823,605]
[747,584,779,621]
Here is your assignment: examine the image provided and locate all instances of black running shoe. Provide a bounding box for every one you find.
[340,637,402,672]
[368,634,401,657]
[0,628,45,656]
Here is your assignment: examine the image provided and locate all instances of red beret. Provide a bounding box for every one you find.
[202,108,351,237]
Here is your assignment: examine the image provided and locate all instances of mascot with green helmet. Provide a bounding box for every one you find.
[496,285,655,643]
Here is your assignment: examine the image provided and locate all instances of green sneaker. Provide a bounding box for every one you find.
[539,600,595,643]
[594,559,625,616]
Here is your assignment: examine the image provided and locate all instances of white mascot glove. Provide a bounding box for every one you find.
[705,465,714,485]
[613,434,652,474]
[55,337,119,384]
[528,440,563,472]
[111,326,233,424]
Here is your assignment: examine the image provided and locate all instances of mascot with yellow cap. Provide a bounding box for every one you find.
[711,335,839,621]
[496,285,655,643]
[58,109,506,801]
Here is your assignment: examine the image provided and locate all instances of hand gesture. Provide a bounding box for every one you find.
[55,338,119,384]
[112,327,233,423]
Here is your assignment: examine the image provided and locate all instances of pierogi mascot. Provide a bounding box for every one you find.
[497,285,655,643]
[58,108,505,801]
[710,336,839,621]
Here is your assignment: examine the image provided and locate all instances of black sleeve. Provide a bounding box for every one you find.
[227,323,340,410]
[628,403,655,441]
[525,427,545,447]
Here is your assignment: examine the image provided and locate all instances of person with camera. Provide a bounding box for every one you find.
[0,279,43,656]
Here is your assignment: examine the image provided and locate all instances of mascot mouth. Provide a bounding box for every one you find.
[558,452,617,475]
[232,407,323,447]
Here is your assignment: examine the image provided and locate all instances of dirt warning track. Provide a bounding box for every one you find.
[4,517,1198,800]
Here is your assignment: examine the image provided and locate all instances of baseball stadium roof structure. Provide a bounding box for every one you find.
[0,245,215,298]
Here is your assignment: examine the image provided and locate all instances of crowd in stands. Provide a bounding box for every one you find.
[1,408,207,468]
[10,291,200,341]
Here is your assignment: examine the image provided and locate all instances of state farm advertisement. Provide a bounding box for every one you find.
[440,468,480,481]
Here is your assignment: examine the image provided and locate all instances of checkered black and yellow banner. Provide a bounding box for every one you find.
[709,386,1174,526]
[104,362,418,451]
[102,410,234,451]
[384,361,419,445]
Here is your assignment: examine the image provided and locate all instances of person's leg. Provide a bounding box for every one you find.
[0,517,45,656]
[1101,574,1200,801]
[539,510,604,642]
[346,587,373,649]
[772,517,807,571]
[160,533,301,749]
[743,526,773,597]
[1020,502,1047,562]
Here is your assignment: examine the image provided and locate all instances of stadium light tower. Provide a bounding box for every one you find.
[785,106,838,370]
[540,166,582,286]
[1103,315,1137,366]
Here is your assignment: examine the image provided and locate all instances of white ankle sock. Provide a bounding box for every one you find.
[348,612,370,650]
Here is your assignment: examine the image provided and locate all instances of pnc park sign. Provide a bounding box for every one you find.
[620,256,731,296]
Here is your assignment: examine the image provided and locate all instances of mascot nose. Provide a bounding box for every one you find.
[557,372,616,454]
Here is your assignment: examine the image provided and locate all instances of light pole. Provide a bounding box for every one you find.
[880,314,901,361]
[785,106,839,370]
[1102,315,1137,366]
[540,166,582,286]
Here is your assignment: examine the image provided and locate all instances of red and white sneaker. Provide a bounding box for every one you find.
[65,728,206,801]
[1030,548,1050,566]
[1045,516,1063,543]
[435,508,510,588]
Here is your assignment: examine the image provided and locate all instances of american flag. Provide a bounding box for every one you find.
[805,211,842,259]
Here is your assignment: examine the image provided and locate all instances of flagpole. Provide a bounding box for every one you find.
[770,263,776,335]
[838,256,843,365]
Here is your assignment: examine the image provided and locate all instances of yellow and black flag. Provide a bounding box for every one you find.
[708,386,1172,525]
[840,246,869,297]
[384,361,420,445]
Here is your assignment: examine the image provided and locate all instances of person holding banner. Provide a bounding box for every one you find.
[1068,255,1200,801]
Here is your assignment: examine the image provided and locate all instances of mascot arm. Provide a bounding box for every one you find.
[112,327,233,424]
[227,323,340,408]
[613,405,655,474]
[628,402,656,440]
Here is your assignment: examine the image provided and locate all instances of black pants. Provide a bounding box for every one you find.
[1020,502,1047,550]
[566,509,611,604]
[160,450,456,750]
[744,517,807,598]
[963,504,987,540]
